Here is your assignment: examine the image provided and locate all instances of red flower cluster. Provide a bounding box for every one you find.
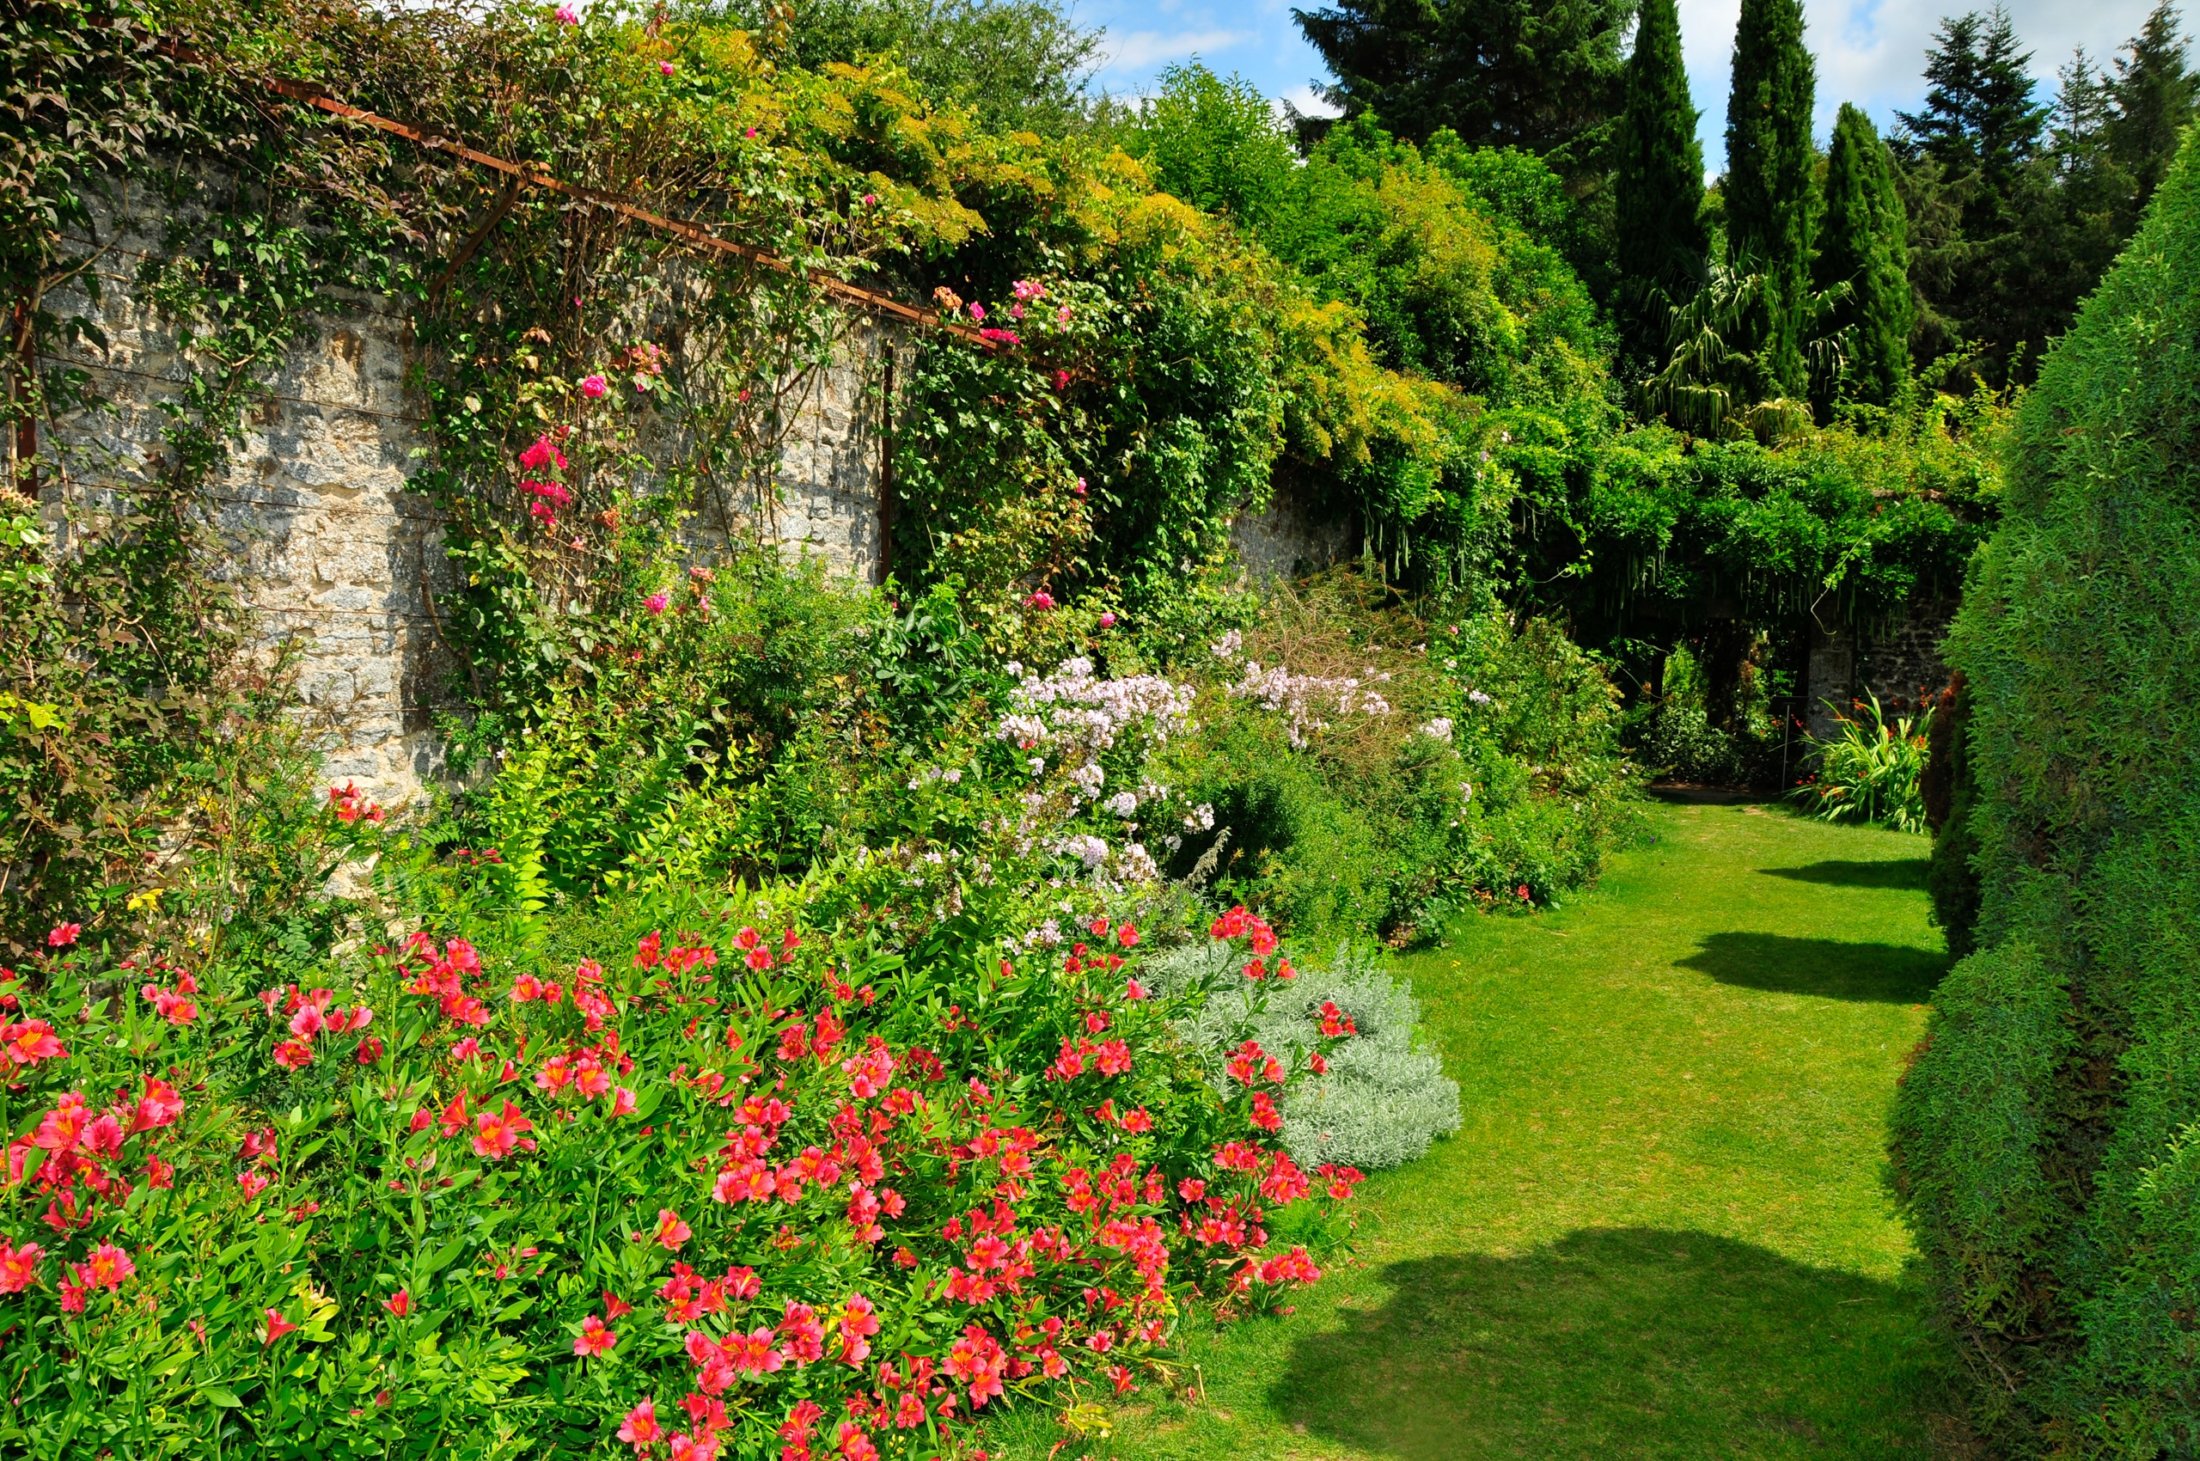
[398,934,492,1027]
[262,985,374,1070]
[6,1077,181,1238]
[326,780,384,825]
[1209,905,1292,979]
[0,901,1359,1456]
[518,432,572,526]
[139,964,200,1026]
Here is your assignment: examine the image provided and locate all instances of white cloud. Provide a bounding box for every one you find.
[1098,26,1255,74]
[1272,83,1342,121]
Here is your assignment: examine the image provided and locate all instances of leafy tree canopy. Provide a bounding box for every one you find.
[1290,0,1632,182]
[715,0,1100,134]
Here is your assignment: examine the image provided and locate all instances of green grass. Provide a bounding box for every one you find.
[1006,798,1970,1459]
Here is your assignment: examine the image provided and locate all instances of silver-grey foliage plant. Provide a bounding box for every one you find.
[1145,941,1461,1172]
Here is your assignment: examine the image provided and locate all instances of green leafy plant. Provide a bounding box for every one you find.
[1790,691,1933,832]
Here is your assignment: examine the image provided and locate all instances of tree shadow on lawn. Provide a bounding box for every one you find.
[1270,1228,1958,1459]
[1761,858,1931,891]
[1678,932,1947,1003]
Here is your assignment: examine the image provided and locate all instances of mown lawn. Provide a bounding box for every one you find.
[1006,796,1971,1459]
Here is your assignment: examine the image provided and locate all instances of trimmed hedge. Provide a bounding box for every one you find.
[1892,128,2200,1454]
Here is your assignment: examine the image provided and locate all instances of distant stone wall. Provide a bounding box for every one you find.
[1804,594,1959,737]
[36,183,902,809]
[35,184,1333,808]
[1232,485,1354,579]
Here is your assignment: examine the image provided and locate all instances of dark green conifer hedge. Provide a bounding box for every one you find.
[1612,0,1704,366]
[1894,125,2200,1455]
[1724,0,1816,399]
[1814,103,1912,411]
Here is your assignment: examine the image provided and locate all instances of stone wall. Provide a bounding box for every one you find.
[1231,484,1355,579]
[34,185,1335,810]
[1804,594,1959,737]
[35,183,902,809]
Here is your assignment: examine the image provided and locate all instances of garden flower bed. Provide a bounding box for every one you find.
[0,897,1360,1457]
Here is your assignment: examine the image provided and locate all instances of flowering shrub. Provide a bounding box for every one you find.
[1149,575,1636,939]
[1146,941,1460,1173]
[991,656,1194,886]
[0,886,1358,1457]
[1791,692,1934,833]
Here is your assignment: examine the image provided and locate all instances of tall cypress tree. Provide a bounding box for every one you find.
[1725,0,1817,400]
[1814,104,1912,410]
[1613,0,1706,365]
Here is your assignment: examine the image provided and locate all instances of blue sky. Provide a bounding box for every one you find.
[1077,0,2182,172]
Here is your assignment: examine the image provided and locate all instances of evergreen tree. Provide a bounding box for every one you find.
[1291,0,1632,179]
[1814,104,1912,410]
[1898,8,2049,184]
[2022,52,2131,337]
[1893,126,2200,1454]
[1724,0,1816,400]
[1895,9,2050,383]
[1613,0,1706,366]
[2104,1,2200,216]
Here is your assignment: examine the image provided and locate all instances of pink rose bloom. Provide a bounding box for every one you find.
[1099,612,1118,629]
[743,127,758,139]
[1072,477,1088,497]
[968,303,985,322]
[660,60,675,75]
[1057,305,1073,324]
[579,374,608,399]
[862,193,877,206]
[1025,591,1056,611]
[553,3,578,22]
[646,592,670,615]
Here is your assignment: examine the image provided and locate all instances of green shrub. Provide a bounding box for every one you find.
[1890,128,2200,1455]
[1634,706,1756,785]
[1146,940,1461,1173]
[1791,692,1933,833]
[1155,573,1637,941]
[1920,673,1980,958]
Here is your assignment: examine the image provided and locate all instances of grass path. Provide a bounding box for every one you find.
[1052,798,1966,1459]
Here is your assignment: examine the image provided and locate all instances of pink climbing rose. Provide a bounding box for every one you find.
[518,435,566,473]
[645,593,670,616]
[580,374,608,399]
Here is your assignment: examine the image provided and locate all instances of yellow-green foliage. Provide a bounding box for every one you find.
[1892,129,2200,1455]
